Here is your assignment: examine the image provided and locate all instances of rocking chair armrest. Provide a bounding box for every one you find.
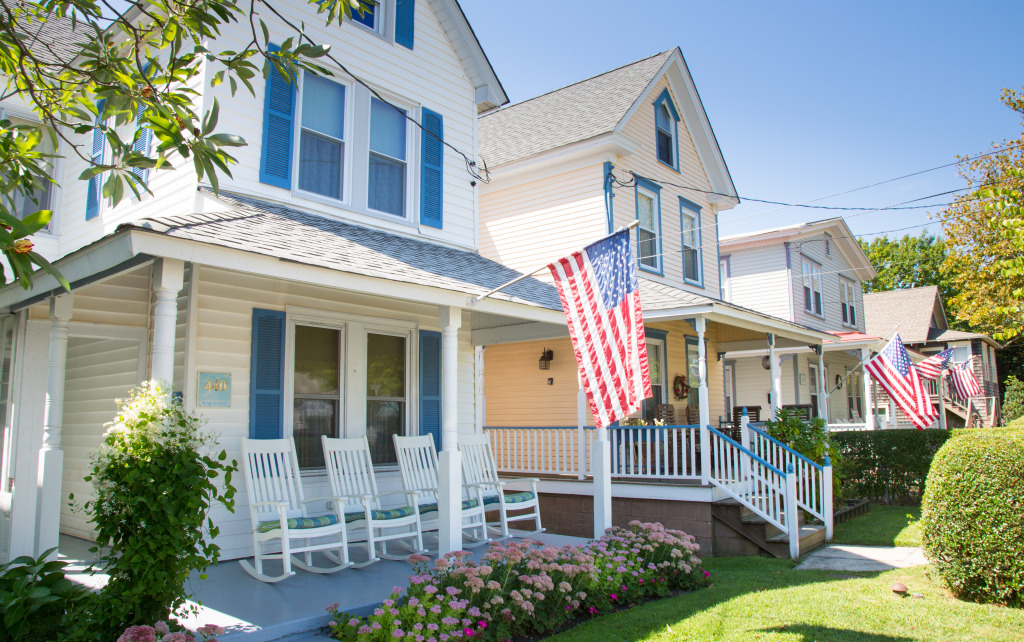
[301,495,354,507]
[250,500,289,513]
[463,481,497,489]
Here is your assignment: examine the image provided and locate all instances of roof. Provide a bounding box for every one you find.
[479,51,673,167]
[863,286,944,344]
[827,330,880,343]
[929,328,1001,347]
[121,192,561,310]
[15,14,89,65]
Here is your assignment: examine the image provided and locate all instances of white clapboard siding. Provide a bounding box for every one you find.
[726,245,791,321]
[192,266,479,560]
[790,232,866,333]
[60,337,142,539]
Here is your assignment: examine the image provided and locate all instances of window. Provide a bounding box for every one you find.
[719,257,731,301]
[802,258,823,316]
[298,75,347,200]
[685,335,701,396]
[635,181,661,272]
[642,335,666,420]
[653,89,679,170]
[350,0,382,33]
[808,363,819,418]
[368,98,408,217]
[681,199,702,285]
[292,324,343,469]
[840,278,857,326]
[724,362,735,416]
[366,333,407,464]
[847,372,862,419]
[952,344,970,365]
[0,315,18,495]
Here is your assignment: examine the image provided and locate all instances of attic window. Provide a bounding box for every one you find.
[653,89,679,171]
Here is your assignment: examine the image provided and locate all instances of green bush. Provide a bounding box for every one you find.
[83,381,237,638]
[831,429,953,503]
[1002,375,1024,424]
[0,549,93,641]
[922,427,1024,607]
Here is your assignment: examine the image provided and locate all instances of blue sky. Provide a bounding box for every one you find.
[460,1,1024,240]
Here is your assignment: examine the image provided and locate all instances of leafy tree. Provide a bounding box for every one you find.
[0,0,370,290]
[940,88,1024,342]
[1003,375,1024,424]
[859,233,961,323]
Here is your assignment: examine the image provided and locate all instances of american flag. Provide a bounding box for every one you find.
[548,228,653,429]
[917,348,954,380]
[948,358,982,398]
[864,334,936,430]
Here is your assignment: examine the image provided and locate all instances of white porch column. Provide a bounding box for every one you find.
[576,373,586,480]
[860,347,873,426]
[35,294,73,557]
[591,363,611,538]
[768,334,781,420]
[696,316,710,431]
[150,258,184,385]
[474,346,485,433]
[437,306,463,554]
[816,346,828,423]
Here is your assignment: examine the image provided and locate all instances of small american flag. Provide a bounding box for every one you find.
[917,348,954,380]
[948,358,982,398]
[548,228,653,429]
[864,334,936,430]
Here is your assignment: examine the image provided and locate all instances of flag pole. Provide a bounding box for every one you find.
[467,220,642,307]
[825,324,900,396]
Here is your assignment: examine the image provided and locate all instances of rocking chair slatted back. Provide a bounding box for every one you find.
[393,435,440,502]
[322,436,381,511]
[241,438,305,528]
[459,434,500,492]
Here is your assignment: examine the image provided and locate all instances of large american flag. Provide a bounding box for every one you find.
[917,348,954,380]
[948,358,982,398]
[548,228,652,429]
[864,334,936,430]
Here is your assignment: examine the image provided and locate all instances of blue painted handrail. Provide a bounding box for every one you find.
[746,423,825,472]
[707,426,785,477]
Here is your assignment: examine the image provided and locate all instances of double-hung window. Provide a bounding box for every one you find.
[653,89,679,170]
[802,257,823,316]
[4,119,56,231]
[681,198,702,285]
[808,363,819,418]
[298,75,347,200]
[292,324,343,469]
[365,332,408,464]
[368,98,408,217]
[350,0,383,34]
[840,278,857,326]
[719,257,731,301]
[636,181,661,272]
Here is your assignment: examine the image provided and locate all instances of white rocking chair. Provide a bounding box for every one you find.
[239,438,352,582]
[459,433,543,539]
[393,435,489,547]
[321,436,426,567]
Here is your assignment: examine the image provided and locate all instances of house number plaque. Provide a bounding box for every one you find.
[198,372,232,407]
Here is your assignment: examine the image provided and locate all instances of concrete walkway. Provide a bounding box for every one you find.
[795,545,927,571]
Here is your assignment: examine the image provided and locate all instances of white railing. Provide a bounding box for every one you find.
[707,426,799,558]
[486,426,593,478]
[747,423,831,529]
[828,422,872,432]
[610,425,701,480]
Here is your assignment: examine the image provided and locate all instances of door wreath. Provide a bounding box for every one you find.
[673,374,690,400]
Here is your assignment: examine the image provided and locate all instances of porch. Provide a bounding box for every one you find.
[61,530,588,642]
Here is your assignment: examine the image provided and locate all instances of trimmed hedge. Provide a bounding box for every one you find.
[922,427,1024,607]
[832,430,954,503]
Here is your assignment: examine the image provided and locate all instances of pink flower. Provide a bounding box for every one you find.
[703,570,711,578]
[163,634,194,642]
[117,626,156,642]
[464,628,475,637]
[155,622,171,636]
[196,624,225,636]
[394,629,406,638]
[610,593,618,601]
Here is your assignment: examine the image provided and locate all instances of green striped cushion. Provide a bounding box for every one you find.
[257,514,339,533]
[344,506,417,523]
[418,498,479,514]
[483,491,535,505]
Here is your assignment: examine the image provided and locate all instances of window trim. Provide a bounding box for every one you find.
[840,277,857,327]
[292,71,354,209]
[643,329,668,416]
[808,362,820,418]
[634,176,663,275]
[801,256,824,318]
[653,88,680,172]
[719,255,731,301]
[680,197,703,287]
[3,112,62,234]
[349,0,386,37]
[366,96,412,219]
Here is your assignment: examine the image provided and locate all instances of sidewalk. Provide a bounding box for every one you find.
[795,545,927,571]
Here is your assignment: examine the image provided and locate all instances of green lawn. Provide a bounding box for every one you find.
[833,504,922,547]
[548,557,1024,642]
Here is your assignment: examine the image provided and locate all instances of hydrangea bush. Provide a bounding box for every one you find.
[328,522,708,641]
[117,622,226,642]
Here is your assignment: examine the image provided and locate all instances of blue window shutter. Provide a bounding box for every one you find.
[259,45,296,189]
[250,309,286,439]
[395,0,415,49]
[131,104,152,184]
[419,330,442,451]
[86,103,105,221]
[420,108,443,228]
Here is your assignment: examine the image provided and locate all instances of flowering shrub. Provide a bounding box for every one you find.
[328,522,708,641]
[117,622,226,642]
[84,381,237,638]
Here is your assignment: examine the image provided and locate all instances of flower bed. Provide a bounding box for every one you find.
[328,521,709,641]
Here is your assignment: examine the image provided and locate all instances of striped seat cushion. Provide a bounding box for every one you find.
[344,505,417,523]
[257,514,339,533]
[483,491,535,505]
[418,498,480,514]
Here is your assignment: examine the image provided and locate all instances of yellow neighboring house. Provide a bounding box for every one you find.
[476,49,835,557]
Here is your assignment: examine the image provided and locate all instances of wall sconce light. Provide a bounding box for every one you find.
[761,355,772,370]
[539,348,554,370]
[835,374,842,389]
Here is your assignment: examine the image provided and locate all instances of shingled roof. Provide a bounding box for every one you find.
[120,192,562,311]
[478,51,673,167]
[863,286,946,344]
[15,14,90,65]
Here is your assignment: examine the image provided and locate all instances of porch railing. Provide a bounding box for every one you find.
[609,424,701,480]
[486,426,594,478]
[747,422,831,527]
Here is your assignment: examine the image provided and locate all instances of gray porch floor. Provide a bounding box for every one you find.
[60,530,589,641]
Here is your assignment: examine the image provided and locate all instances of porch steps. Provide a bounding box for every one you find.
[711,499,827,559]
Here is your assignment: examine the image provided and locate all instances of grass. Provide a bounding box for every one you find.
[833,505,922,547]
[548,557,1024,641]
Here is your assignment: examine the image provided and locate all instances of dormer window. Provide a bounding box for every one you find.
[653,89,679,171]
